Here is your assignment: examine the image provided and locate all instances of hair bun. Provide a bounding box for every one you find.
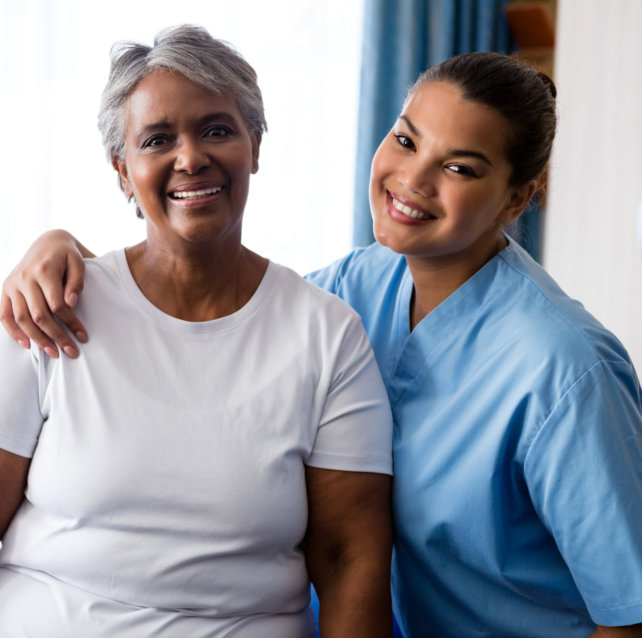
[537,71,557,99]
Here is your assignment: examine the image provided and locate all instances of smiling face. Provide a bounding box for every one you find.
[113,70,260,253]
[370,81,534,269]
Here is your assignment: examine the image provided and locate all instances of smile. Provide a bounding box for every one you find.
[392,197,434,220]
[170,186,223,199]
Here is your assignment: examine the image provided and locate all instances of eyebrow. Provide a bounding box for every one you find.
[449,149,493,166]
[398,115,493,166]
[399,115,420,138]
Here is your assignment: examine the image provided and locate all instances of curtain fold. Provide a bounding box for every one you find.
[354,0,536,253]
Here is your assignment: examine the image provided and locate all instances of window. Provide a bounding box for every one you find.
[0,0,363,277]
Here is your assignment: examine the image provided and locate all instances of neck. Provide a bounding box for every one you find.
[125,240,268,321]
[407,233,507,330]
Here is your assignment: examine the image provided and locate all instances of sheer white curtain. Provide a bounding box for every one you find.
[0,0,363,277]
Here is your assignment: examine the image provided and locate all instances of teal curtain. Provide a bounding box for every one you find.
[353,0,541,259]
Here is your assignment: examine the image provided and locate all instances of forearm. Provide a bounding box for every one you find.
[35,228,95,259]
[71,236,96,259]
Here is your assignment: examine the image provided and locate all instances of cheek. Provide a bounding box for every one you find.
[369,153,390,204]
[448,183,498,214]
[129,164,161,198]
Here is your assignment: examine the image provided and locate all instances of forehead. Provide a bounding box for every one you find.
[124,70,243,129]
[402,81,511,156]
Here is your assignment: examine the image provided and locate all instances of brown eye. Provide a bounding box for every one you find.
[205,125,232,138]
[447,164,476,177]
[143,135,170,149]
[394,134,415,151]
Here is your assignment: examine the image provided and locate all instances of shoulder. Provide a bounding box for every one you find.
[70,249,146,337]
[77,248,124,294]
[82,249,121,283]
[266,262,380,373]
[271,261,363,326]
[305,243,404,294]
[496,238,634,371]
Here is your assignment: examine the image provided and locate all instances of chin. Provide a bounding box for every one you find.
[373,219,409,255]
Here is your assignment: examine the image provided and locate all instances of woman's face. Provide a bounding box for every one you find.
[370,81,532,265]
[114,70,260,252]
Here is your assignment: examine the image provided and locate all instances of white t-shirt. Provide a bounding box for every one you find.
[0,249,392,637]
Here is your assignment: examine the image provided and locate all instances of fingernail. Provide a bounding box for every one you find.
[18,339,30,350]
[67,293,78,307]
[63,345,79,358]
[76,331,88,343]
[44,346,59,359]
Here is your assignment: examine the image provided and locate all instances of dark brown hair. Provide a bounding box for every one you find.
[409,52,557,188]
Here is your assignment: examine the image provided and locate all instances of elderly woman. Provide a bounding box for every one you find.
[0,26,393,637]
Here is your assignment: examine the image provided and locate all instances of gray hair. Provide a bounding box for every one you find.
[98,24,267,163]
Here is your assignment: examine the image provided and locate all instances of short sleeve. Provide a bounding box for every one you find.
[306,319,393,475]
[0,333,44,457]
[525,359,642,626]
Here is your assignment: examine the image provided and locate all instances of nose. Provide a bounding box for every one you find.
[174,137,211,175]
[397,159,437,198]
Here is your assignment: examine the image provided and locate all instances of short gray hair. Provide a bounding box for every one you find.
[98,24,267,163]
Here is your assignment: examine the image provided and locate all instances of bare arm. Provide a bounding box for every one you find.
[1,230,93,358]
[305,467,393,637]
[0,448,30,539]
[590,623,642,637]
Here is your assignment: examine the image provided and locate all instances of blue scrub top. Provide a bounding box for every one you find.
[306,237,642,637]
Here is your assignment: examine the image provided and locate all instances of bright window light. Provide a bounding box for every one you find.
[0,0,364,277]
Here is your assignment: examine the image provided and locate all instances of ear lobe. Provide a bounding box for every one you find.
[501,180,538,224]
[112,155,133,198]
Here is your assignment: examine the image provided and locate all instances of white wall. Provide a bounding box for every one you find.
[0,0,363,278]
[544,0,642,372]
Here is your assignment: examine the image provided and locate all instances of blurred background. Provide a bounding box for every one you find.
[0,0,364,277]
[1,0,641,372]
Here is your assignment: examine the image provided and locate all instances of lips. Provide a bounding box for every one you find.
[387,191,436,222]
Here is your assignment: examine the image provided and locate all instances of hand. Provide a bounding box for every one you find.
[0,230,90,358]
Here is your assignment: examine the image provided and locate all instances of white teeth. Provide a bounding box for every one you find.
[171,187,223,199]
[392,197,432,220]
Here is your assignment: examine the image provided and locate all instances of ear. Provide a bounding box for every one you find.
[251,132,262,174]
[499,180,538,224]
[111,154,133,198]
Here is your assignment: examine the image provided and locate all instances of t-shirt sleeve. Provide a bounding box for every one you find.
[306,318,393,475]
[525,359,642,626]
[0,333,44,457]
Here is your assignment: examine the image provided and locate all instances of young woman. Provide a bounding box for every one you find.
[3,51,642,637]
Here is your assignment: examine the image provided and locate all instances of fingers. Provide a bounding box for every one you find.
[62,250,86,309]
[0,290,31,350]
[51,305,88,350]
[21,279,86,358]
[4,288,59,357]
[2,274,85,359]
[39,267,89,346]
